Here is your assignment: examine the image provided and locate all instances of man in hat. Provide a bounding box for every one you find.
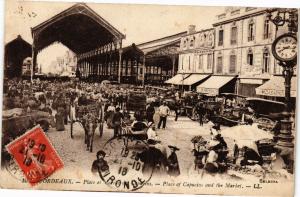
[55,107,65,131]
[91,150,109,174]
[157,101,170,130]
[167,145,180,177]
[174,99,181,122]
[195,102,204,126]
[146,102,155,123]
[112,107,124,137]
[232,140,239,164]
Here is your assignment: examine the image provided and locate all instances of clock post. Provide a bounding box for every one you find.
[267,8,298,174]
[275,61,295,173]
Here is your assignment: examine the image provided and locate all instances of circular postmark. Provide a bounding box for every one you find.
[97,136,153,191]
[5,158,25,182]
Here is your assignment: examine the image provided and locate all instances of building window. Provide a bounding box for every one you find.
[188,56,191,70]
[247,49,254,65]
[218,29,224,46]
[263,49,270,73]
[229,54,236,73]
[208,34,213,46]
[183,39,188,48]
[263,19,270,39]
[231,26,238,45]
[217,56,223,73]
[248,20,255,41]
[207,54,213,69]
[199,34,204,46]
[190,36,195,48]
[198,55,203,70]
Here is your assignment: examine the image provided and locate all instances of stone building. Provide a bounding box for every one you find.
[212,7,283,97]
[166,25,214,91]
[172,7,296,98]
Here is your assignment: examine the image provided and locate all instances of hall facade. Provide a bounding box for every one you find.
[21,3,296,97]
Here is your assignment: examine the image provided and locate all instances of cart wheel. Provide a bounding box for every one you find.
[99,122,104,137]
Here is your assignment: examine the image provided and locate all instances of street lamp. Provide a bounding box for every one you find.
[266,8,298,33]
[267,8,298,173]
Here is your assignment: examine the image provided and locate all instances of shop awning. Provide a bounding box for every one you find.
[181,74,210,86]
[197,76,236,96]
[256,76,297,97]
[165,74,189,85]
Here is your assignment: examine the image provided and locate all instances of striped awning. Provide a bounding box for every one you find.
[181,74,210,86]
[165,74,190,85]
[197,76,236,96]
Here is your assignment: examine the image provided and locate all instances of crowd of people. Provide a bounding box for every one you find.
[3,78,282,176]
[3,79,184,133]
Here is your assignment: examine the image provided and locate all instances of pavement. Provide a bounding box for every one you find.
[45,115,213,176]
[45,115,292,182]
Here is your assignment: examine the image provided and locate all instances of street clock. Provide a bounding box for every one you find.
[272,33,297,62]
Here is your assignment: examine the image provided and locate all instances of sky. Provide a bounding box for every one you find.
[5,1,225,73]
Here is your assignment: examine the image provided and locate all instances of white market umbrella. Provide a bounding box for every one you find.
[221,124,273,153]
[221,124,273,141]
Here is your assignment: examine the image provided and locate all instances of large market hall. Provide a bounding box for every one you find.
[1,3,297,193]
[31,3,125,82]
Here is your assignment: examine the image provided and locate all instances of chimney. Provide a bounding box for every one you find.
[188,25,196,34]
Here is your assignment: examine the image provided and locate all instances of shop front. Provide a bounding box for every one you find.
[237,77,270,97]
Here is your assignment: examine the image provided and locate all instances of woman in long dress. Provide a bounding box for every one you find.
[167,146,180,177]
[55,107,65,131]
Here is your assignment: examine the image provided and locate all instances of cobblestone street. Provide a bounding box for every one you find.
[1,2,297,196]
[46,115,213,177]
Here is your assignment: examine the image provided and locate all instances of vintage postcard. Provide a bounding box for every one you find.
[0,1,298,196]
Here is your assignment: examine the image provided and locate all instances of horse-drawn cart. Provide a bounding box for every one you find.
[70,101,104,152]
[2,109,55,164]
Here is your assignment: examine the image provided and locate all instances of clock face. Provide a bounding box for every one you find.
[272,34,297,62]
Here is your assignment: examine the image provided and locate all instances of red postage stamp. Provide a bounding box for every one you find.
[6,126,63,186]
